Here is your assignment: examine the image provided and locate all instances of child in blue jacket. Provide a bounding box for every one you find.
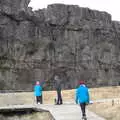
[75,80,90,120]
[34,81,42,104]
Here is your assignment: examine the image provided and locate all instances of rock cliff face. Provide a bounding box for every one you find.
[0,0,120,90]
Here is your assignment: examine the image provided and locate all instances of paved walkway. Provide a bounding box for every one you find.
[38,104,106,120]
[0,104,106,120]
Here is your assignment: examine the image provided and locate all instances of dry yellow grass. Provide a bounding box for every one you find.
[89,86,120,100]
[0,89,75,106]
[88,86,120,120]
[44,86,120,120]
[44,86,120,104]
[0,86,120,120]
[88,102,120,120]
[0,86,120,105]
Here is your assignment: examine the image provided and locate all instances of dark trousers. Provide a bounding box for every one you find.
[36,95,42,104]
[57,90,63,104]
[80,103,86,117]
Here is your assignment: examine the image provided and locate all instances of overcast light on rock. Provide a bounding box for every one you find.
[29,0,120,21]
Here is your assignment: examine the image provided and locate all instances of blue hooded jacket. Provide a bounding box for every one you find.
[34,85,42,96]
[75,85,90,104]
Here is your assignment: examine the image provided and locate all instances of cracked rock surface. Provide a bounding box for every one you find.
[0,0,120,90]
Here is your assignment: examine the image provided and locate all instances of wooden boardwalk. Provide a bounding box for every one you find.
[0,104,106,120]
[38,104,106,120]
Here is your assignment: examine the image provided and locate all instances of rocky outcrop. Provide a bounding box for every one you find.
[0,1,120,90]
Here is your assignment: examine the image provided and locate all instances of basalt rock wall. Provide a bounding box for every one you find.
[0,0,120,90]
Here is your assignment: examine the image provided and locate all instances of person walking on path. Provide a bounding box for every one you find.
[34,81,43,104]
[75,80,90,120]
[54,75,63,105]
